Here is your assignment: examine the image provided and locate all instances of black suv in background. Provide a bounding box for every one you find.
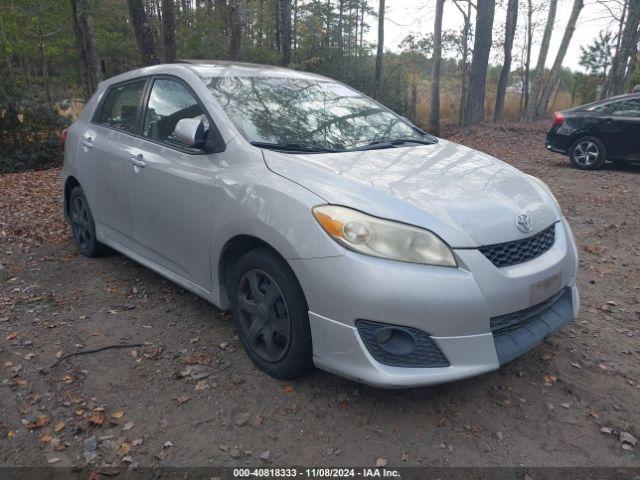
[546,94,640,170]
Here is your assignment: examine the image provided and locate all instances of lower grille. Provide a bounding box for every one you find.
[356,320,450,368]
[490,288,568,337]
[480,224,556,268]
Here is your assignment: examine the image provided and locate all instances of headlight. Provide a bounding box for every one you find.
[528,175,562,214]
[312,205,457,267]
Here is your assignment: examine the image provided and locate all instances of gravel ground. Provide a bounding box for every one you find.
[1,122,639,469]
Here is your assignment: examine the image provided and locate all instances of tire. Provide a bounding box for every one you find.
[569,136,606,170]
[230,248,313,379]
[68,186,108,257]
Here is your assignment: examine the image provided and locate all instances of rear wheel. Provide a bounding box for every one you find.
[569,137,606,170]
[69,186,107,257]
[230,248,313,379]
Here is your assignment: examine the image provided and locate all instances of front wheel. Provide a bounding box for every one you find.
[569,137,606,170]
[230,248,313,379]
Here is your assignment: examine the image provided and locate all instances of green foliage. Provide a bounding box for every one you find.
[579,31,614,77]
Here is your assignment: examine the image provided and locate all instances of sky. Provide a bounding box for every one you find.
[366,0,623,72]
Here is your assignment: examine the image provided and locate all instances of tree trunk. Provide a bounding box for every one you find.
[526,0,558,121]
[535,0,584,118]
[161,0,176,62]
[464,0,495,125]
[374,0,385,98]
[336,0,345,76]
[70,0,102,98]
[624,26,640,86]
[494,0,518,122]
[293,0,299,54]
[78,0,101,90]
[36,17,54,113]
[70,0,90,99]
[127,0,160,65]
[456,0,471,125]
[609,0,640,95]
[0,14,19,129]
[228,0,241,60]
[602,0,628,97]
[429,0,444,135]
[278,0,292,66]
[520,0,533,120]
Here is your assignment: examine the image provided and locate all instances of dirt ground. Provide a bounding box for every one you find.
[1,122,639,470]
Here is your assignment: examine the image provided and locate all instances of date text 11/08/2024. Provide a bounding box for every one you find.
[232,468,401,478]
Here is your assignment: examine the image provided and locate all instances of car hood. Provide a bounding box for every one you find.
[263,139,560,248]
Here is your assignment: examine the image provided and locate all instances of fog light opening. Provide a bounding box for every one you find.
[375,327,416,356]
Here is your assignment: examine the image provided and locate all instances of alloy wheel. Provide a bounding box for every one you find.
[71,195,92,250]
[573,141,599,167]
[236,269,291,362]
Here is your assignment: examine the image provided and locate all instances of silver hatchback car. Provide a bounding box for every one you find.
[62,61,580,388]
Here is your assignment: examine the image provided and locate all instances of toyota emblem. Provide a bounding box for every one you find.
[515,214,533,234]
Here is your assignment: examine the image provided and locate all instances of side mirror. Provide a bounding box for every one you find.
[174,118,206,148]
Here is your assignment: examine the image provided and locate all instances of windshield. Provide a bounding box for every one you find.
[199,76,430,151]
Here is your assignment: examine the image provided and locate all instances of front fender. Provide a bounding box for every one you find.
[209,152,344,306]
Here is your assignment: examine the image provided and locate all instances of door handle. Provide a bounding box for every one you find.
[129,155,146,168]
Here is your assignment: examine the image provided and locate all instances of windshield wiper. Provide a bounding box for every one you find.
[251,141,339,153]
[351,136,438,151]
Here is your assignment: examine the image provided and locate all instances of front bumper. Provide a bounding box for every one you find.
[290,220,580,388]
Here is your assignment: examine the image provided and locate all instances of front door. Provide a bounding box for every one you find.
[128,76,217,291]
[77,78,147,250]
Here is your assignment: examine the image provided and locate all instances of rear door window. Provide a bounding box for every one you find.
[95,80,147,133]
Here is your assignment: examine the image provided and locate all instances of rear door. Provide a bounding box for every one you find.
[128,76,218,291]
[78,78,148,250]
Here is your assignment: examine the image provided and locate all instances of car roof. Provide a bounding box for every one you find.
[179,59,332,81]
[572,93,640,111]
[99,60,332,88]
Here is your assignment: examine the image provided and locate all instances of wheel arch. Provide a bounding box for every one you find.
[217,234,294,309]
[63,175,81,220]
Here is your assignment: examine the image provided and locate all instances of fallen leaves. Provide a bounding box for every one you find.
[116,441,131,457]
[122,421,135,431]
[54,420,66,432]
[175,395,190,406]
[155,440,173,460]
[600,427,637,450]
[584,244,602,255]
[25,415,49,430]
[234,412,251,427]
[183,354,206,365]
[111,411,125,420]
[88,411,105,427]
[194,380,208,392]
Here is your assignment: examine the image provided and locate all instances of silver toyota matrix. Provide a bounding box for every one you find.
[62,61,580,388]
